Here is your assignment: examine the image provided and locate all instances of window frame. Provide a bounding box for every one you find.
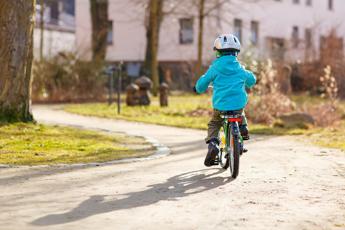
[179,18,194,45]
[292,26,300,48]
[234,18,243,43]
[328,0,333,11]
[107,20,113,45]
[250,21,259,46]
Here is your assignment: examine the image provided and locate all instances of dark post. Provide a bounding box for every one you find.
[108,69,114,105]
[159,82,169,107]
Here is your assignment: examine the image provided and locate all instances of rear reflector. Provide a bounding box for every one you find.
[228,118,242,122]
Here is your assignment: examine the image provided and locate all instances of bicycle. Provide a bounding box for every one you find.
[214,111,244,179]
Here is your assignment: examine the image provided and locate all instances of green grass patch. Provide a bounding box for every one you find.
[64,95,313,135]
[305,122,345,151]
[65,94,212,130]
[64,94,345,151]
[0,123,154,166]
[291,93,345,115]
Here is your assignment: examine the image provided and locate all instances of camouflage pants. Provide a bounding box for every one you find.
[205,109,248,143]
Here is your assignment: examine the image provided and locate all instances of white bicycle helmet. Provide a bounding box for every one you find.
[213,34,241,52]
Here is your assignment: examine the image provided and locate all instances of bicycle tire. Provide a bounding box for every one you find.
[227,121,240,179]
[219,148,229,169]
[230,135,240,178]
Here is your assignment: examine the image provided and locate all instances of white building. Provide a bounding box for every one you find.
[75,0,345,88]
[34,0,76,59]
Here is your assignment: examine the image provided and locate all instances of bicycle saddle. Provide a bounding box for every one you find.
[220,111,242,118]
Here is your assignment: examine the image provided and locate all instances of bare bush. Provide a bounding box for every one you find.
[292,29,345,98]
[299,65,341,127]
[247,94,294,124]
[247,59,295,124]
[32,53,107,103]
[302,103,340,127]
[253,59,278,95]
[319,65,338,106]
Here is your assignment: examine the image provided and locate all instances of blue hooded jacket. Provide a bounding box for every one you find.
[195,55,256,111]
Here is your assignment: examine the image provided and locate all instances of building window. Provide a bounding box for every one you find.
[250,21,259,45]
[234,19,242,43]
[179,18,194,44]
[267,37,286,61]
[292,26,299,48]
[107,20,113,45]
[49,1,59,24]
[305,28,312,48]
[306,0,312,6]
[63,0,75,16]
[328,0,333,10]
[293,0,300,4]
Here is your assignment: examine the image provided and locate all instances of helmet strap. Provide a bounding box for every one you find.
[215,50,238,58]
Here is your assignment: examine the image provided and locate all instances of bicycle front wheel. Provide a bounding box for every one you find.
[219,147,229,169]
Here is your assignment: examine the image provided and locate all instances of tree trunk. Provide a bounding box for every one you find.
[144,0,163,96]
[0,0,35,122]
[195,0,205,84]
[90,0,108,61]
[40,0,44,60]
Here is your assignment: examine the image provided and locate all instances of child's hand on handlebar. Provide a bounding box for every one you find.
[193,86,197,93]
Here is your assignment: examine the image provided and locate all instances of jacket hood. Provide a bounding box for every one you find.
[212,55,241,75]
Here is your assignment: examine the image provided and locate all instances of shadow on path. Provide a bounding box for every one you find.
[32,168,232,226]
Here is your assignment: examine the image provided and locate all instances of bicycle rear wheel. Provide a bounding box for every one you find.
[229,134,240,179]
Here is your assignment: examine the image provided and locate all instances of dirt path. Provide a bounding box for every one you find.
[0,106,344,230]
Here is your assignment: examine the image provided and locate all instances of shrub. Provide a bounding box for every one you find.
[319,65,338,106]
[247,59,295,124]
[302,103,340,127]
[300,66,341,127]
[32,53,107,103]
[247,94,294,124]
[291,29,345,98]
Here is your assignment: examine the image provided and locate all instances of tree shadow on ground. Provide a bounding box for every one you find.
[32,168,232,226]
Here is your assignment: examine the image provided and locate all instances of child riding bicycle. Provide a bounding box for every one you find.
[194,34,256,167]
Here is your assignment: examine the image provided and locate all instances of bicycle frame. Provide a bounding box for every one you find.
[218,113,244,178]
[223,118,243,152]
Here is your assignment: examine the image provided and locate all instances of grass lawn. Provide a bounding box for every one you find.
[64,94,317,134]
[0,123,154,166]
[65,94,212,130]
[306,122,345,150]
[64,94,345,151]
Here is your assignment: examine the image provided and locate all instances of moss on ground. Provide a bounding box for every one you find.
[0,123,154,166]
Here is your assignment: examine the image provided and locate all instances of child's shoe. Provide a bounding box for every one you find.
[240,125,250,140]
[204,139,219,167]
